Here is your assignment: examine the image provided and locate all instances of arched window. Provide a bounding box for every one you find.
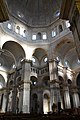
[44,57,48,62]
[8,23,12,29]
[32,34,36,40]
[43,94,50,114]
[37,32,42,39]
[52,30,56,37]
[59,25,63,33]
[30,76,37,86]
[42,32,47,40]
[66,20,70,28]
[23,30,26,37]
[16,26,20,34]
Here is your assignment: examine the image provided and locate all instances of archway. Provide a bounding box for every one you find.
[2,41,25,64]
[43,94,50,114]
[31,94,38,113]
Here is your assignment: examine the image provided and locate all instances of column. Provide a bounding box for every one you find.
[18,86,23,112]
[12,69,17,113]
[49,58,61,112]
[63,67,71,109]
[38,90,43,114]
[71,73,80,108]
[21,59,31,113]
[2,91,7,112]
[0,93,2,108]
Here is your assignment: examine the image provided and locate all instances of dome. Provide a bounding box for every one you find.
[6,0,62,27]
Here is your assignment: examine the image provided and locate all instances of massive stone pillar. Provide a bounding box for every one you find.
[38,90,43,114]
[49,58,61,112]
[12,69,17,113]
[21,59,31,113]
[63,67,71,109]
[71,73,80,108]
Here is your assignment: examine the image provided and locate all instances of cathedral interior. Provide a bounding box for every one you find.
[0,0,80,119]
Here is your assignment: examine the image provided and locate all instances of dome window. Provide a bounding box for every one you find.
[55,11,60,17]
[8,23,12,29]
[66,20,70,28]
[32,34,36,40]
[16,26,20,34]
[44,57,48,62]
[37,32,42,39]
[52,31,56,37]
[59,25,63,33]
[42,32,47,40]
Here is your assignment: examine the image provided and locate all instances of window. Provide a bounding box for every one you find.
[23,30,26,37]
[65,61,70,68]
[56,57,60,62]
[32,57,36,63]
[59,25,63,33]
[16,26,20,34]
[37,32,42,39]
[66,20,70,28]
[78,59,80,64]
[32,34,36,40]
[44,57,48,62]
[55,10,60,17]
[52,31,56,37]
[8,23,12,29]
[20,28,26,37]
[42,32,47,40]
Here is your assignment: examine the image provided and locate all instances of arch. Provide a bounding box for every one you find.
[43,93,50,114]
[31,93,38,113]
[0,74,5,88]
[37,32,42,39]
[0,49,16,70]
[30,76,38,86]
[41,55,48,66]
[2,41,26,64]
[54,39,74,60]
[59,24,63,32]
[33,48,48,62]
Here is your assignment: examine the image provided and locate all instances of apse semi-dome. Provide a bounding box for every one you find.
[6,0,62,27]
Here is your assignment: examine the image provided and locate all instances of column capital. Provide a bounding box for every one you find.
[49,58,59,63]
[71,85,78,93]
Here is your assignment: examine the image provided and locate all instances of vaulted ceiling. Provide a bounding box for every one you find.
[6,0,62,27]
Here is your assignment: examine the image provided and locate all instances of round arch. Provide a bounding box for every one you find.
[32,48,48,62]
[2,41,26,64]
[43,91,50,114]
[31,93,38,113]
[30,76,38,86]
[54,39,74,61]
[0,74,5,88]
